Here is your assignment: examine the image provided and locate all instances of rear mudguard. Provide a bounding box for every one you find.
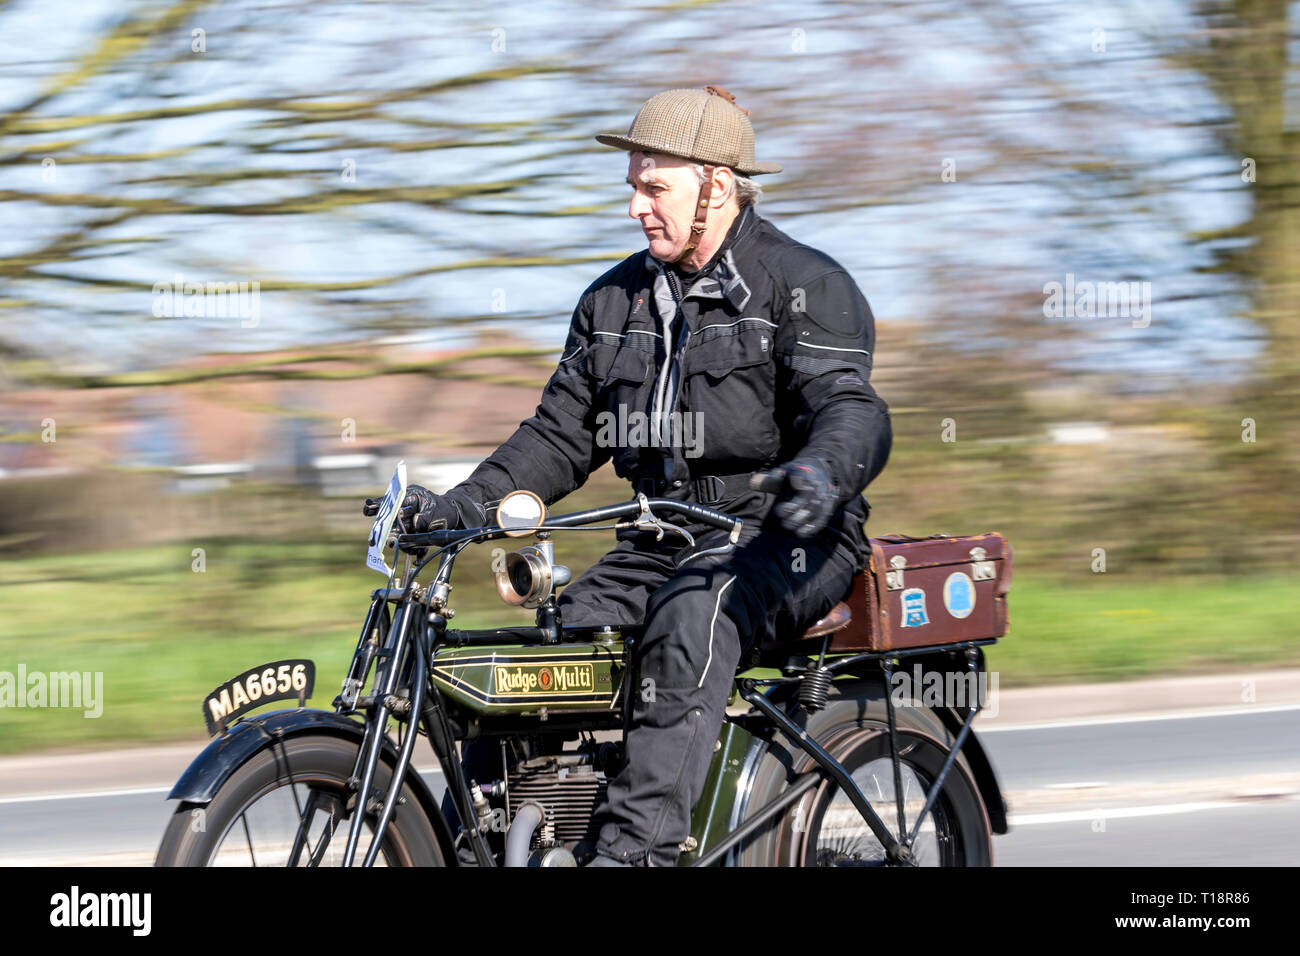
[166,707,459,864]
[932,706,1008,834]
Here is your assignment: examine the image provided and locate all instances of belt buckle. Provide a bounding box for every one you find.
[697,475,725,504]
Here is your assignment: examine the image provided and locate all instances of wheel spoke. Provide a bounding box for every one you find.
[240,812,258,868]
[287,787,320,867]
[308,797,344,866]
[813,756,947,867]
[186,738,421,868]
[209,786,391,868]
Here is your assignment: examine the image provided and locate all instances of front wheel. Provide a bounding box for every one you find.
[735,680,993,866]
[154,733,445,867]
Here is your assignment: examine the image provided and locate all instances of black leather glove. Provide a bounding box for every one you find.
[396,485,454,532]
[376,485,486,533]
[751,458,839,537]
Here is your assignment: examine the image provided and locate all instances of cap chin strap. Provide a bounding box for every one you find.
[673,163,715,264]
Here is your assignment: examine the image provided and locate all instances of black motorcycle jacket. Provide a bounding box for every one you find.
[448,205,893,568]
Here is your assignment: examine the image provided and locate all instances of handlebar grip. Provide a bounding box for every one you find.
[363,498,420,518]
[660,499,742,534]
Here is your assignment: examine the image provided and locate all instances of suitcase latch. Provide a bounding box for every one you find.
[886,554,907,591]
[970,546,996,581]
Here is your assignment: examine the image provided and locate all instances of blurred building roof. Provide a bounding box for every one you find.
[0,338,551,482]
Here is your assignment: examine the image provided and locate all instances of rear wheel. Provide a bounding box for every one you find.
[733,681,992,867]
[155,734,445,867]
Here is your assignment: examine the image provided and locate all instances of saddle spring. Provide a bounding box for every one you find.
[799,665,833,713]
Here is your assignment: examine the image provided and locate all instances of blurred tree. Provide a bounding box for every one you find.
[1178,0,1300,551]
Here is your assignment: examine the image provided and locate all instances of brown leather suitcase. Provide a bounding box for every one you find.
[830,532,1013,652]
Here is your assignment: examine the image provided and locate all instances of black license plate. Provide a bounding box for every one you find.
[201,659,315,735]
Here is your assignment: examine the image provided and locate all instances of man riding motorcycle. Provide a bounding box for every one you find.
[402,86,892,866]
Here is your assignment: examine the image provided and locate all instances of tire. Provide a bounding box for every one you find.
[733,680,992,867]
[155,733,446,867]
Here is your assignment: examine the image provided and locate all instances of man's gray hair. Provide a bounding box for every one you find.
[692,163,762,208]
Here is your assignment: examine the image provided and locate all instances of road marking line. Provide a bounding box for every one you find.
[0,768,446,805]
[1043,781,1109,789]
[0,786,171,805]
[1007,797,1296,827]
[0,851,159,868]
[981,703,1300,733]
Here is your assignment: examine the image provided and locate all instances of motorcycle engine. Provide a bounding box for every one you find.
[505,746,618,847]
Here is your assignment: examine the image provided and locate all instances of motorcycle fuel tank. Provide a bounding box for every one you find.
[430,635,627,715]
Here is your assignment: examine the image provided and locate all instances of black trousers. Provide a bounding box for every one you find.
[557,518,859,866]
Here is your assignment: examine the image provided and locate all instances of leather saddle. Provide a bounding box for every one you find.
[798,595,854,641]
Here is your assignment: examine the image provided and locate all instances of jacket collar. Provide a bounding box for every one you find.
[643,205,755,312]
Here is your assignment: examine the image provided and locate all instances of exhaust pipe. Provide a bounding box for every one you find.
[503,802,545,868]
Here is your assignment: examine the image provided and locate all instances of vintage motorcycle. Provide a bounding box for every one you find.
[155,462,1010,867]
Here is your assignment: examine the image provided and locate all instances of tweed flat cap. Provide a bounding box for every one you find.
[595,86,782,176]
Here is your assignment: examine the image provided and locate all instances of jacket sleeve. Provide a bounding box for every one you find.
[448,295,612,511]
[774,267,892,504]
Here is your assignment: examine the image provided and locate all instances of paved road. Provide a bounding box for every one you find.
[1,690,1296,866]
[984,708,1299,788]
[996,800,1298,866]
[0,767,448,866]
[979,707,1299,866]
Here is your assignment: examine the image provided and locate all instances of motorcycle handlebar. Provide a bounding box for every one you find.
[546,497,740,533]
[397,497,742,549]
[362,498,421,519]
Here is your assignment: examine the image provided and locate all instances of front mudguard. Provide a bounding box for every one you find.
[167,707,459,865]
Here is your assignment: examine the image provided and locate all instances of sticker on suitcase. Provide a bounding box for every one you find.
[900,587,929,627]
[943,571,976,619]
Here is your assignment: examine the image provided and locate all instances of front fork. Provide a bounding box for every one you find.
[332,590,495,867]
[338,591,414,866]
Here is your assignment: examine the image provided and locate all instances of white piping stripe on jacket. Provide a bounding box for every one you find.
[696,316,778,332]
[593,329,664,340]
[795,341,871,356]
[698,575,737,689]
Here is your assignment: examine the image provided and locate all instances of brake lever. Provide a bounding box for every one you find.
[628,492,696,548]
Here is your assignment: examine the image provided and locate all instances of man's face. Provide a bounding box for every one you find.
[626,152,701,263]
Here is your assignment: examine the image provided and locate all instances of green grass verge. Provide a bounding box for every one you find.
[983,572,1300,685]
